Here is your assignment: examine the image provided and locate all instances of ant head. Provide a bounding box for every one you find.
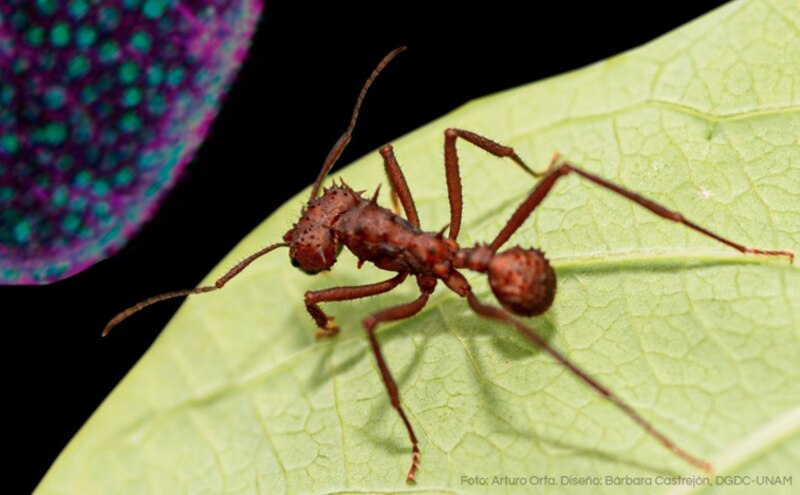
[285,226,338,275]
[487,246,556,316]
[284,185,361,275]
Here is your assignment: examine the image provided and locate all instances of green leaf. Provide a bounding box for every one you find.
[38,1,799,493]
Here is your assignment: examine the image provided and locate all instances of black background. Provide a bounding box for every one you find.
[9,1,729,492]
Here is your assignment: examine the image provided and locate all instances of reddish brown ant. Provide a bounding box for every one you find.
[104,47,794,483]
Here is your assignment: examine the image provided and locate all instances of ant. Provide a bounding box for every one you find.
[104,47,794,483]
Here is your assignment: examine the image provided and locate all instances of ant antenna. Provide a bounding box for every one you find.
[309,46,407,202]
[103,242,288,336]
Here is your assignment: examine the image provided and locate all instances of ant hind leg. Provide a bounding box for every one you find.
[464,290,712,472]
[490,160,794,262]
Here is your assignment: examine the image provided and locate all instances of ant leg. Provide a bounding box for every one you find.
[443,128,541,240]
[305,273,408,338]
[490,162,794,261]
[464,290,712,472]
[380,144,420,227]
[363,281,436,483]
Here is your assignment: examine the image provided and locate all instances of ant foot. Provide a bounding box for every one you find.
[547,151,563,173]
[744,247,795,264]
[405,449,420,484]
[315,318,340,339]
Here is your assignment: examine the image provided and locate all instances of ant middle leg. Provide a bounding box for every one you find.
[443,128,541,240]
[305,272,408,338]
[363,277,437,483]
[489,161,794,261]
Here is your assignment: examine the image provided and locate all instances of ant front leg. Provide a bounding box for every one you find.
[490,161,795,261]
[305,273,407,338]
[380,144,420,227]
[363,276,437,483]
[443,129,542,240]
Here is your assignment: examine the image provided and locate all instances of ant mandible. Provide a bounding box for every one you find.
[104,47,794,483]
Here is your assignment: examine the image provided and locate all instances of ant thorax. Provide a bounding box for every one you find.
[336,197,460,277]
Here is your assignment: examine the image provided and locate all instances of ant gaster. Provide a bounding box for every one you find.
[104,47,794,483]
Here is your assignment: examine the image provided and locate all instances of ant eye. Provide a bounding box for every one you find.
[290,257,301,269]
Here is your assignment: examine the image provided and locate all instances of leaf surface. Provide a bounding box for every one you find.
[37,1,800,493]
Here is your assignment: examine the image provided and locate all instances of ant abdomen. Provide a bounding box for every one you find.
[488,247,556,316]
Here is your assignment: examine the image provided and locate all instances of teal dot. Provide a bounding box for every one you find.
[36,0,57,16]
[100,224,121,241]
[9,11,28,29]
[62,214,81,234]
[99,6,120,30]
[146,66,164,86]
[143,0,170,19]
[47,265,69,279]
[75,170,91,188]
[50,23,71,47]
[98,41,120,63]
[75,25,96,47]
[120,113,141,133]
[114,168,134,186]
[35,149,55,166]
[71,196,88,211]
[52,187,69,207]
[94,202,111,220]
[68,55,90,78]
[39,52,57,71]
[118,62,139,84]
[131,31,152,52]
[14,220,32,243]
[100,155,118,171]
[43,86,66,109]
[85,147,99,163]
[165,67,184,87]
[74,119,91,143]
[12,58,30,74]
[148,94,166,114]
[0,85,14,104]
[34,123,68,145]
[26,26,45,46]
[97,102,112,118]
[68,0,89,19]
[80,86,97,104]
[100,128,117,144]
[92,180,110,196]
[36,175,51,188]
[137,151,157,169]
[0,134,20,154]
[0,187,13,202]
[121,88,142,107]
[56,155,74,171]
